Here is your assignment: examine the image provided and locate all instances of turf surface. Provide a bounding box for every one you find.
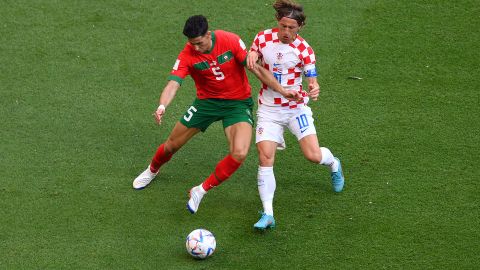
[1,0,478,269]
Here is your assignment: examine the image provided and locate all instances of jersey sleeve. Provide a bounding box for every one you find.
[229,33,248,66]
[250,33,260,52]
[168,47,190,85]
[302,45,317,77]
[249,32,263,58]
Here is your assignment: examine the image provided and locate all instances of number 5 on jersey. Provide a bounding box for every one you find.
[211,67,225,80]
[184,106,197,122]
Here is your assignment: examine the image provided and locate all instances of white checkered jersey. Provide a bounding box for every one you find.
[250,28,317,109]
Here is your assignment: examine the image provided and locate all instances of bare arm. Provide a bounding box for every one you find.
[247,63,301,101]
[153,80,181,125]
[247,51,259,70]
[307,77,320,101]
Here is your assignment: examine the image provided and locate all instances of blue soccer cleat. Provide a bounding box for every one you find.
[331,157,345,192]
[254,213,275,230]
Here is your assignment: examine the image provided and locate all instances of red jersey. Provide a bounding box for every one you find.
[168,30,251,100]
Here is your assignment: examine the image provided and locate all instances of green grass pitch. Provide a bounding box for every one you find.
[1,0,479,269]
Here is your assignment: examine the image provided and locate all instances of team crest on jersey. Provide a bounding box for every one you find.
[276,52,283,61]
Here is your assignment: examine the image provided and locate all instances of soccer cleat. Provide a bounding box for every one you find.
[132,166,158,190]
[187,186,205,214]
[254,213,276,230]
[331,157,345,192]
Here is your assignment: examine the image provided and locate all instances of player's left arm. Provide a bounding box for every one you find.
[306,76,320,101]
[303,44,319,101]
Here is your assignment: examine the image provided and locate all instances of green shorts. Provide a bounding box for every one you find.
[179,97,254,132]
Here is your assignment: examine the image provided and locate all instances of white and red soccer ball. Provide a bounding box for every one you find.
[185,229,216,259]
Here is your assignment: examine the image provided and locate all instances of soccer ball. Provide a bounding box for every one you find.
[185,229,216,259]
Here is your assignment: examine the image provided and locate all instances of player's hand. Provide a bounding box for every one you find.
[153,105,166,125]
[308,82,320,101]
[282,89,303,102]
[247,51,259,70]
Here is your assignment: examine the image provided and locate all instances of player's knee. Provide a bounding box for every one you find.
[231,150,248,162]
[258,152,275,166]
[230,144,250,162]
[164,140,180,154]
[305,150,321,163]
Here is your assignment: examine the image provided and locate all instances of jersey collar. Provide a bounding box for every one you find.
[204,31,216,54]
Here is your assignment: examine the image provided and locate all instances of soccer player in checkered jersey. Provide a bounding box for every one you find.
[132,15,301,214]
[247,0,345,229]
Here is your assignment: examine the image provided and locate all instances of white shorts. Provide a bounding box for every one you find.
[255,105,317,150]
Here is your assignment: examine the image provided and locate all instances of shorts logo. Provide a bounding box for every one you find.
[257,127,264,134]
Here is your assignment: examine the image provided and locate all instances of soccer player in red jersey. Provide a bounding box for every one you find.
[132,15,300,214]
[247,0,345,230]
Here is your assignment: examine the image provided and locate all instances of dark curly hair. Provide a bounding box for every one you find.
[183,15,209,38]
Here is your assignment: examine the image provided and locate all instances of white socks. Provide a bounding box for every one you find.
[320,147,339,172]
[256,148,337,217]
[257,166,276,216]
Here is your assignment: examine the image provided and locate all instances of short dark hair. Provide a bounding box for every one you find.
[183,15,209,38]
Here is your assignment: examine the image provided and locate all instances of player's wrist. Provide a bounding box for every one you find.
[157,104,166,111]
[277,87,287,96]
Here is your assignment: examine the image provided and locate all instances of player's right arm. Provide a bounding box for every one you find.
[154,48,190,125]
[246,31,300,101]
[247,33,261,70]
[248,63,301,101]
[154,80,181,125]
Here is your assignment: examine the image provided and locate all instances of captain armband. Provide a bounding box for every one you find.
[304,68,318,77]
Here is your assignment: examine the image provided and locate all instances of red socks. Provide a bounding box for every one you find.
[202,155,242,191]
[150,147,241,191]
[149,144,173,173]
